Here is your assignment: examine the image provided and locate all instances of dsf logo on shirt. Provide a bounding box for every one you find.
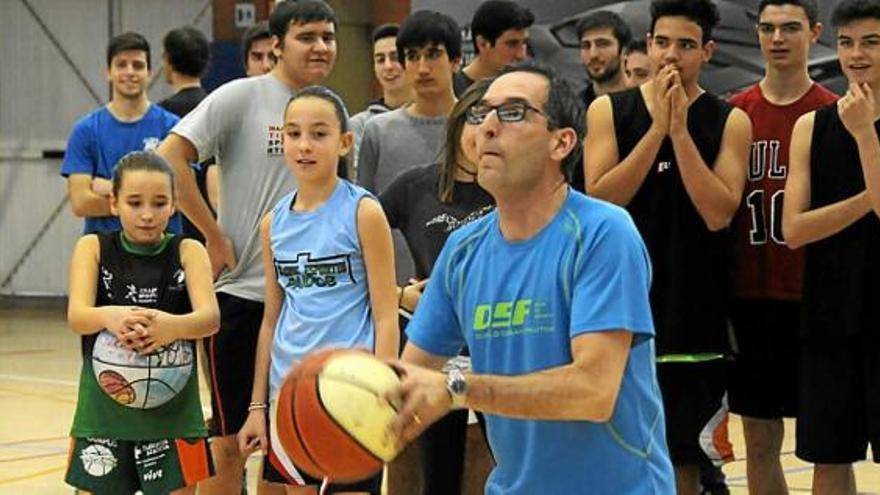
[472,299,555,340]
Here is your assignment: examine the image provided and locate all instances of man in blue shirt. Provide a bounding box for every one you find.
[61,32,180,234]
[388,61,675,494]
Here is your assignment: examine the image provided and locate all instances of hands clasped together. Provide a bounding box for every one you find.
[651,64,691,137]
[104,306,174,355]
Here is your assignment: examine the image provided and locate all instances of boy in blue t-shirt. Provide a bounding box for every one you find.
[61,31,180,234]
[389,61,674,495]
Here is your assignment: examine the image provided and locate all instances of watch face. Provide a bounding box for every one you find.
[448,369,467,396]
[451,378,466,395]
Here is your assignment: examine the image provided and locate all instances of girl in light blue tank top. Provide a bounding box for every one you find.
[238,87,399,490]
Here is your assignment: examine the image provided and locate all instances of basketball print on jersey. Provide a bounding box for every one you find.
[92,330,194,409]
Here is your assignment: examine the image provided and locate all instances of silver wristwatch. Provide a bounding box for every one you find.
[446,367,468,409]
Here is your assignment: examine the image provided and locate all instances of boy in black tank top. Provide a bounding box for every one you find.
[783,1,880,491]
[583,2,752,494]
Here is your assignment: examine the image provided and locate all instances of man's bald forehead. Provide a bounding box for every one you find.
[483,70,549,106]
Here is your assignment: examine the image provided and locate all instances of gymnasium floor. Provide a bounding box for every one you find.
[1,305,877,494]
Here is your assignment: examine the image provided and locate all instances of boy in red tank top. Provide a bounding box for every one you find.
[727,1,836,493]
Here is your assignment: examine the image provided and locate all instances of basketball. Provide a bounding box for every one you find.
[275,348,402,483]
[91,330,194,409]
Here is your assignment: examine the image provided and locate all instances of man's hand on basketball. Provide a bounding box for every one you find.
[205,233,236,280]
[385,361,451,448]
[238,410,268,455]
[840,82,877,141]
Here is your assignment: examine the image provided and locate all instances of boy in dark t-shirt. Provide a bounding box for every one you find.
[452,1,533,97]
[158,26,214,242]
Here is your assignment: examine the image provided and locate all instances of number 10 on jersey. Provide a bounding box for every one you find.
[746,189,785,245]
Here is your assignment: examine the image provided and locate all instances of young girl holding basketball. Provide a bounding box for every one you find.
[65,151,219,494]
[238,86,399,495]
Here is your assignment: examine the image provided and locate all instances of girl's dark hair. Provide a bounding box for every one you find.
[283,85,352,171]
[438,79,492,204]
[112,151,176,197]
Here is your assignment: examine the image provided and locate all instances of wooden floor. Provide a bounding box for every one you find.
[1,305,877,494]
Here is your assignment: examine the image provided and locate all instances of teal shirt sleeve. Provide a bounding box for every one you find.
[570,208,654,341]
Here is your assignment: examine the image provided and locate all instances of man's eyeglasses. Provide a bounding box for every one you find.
[466,101,547,125]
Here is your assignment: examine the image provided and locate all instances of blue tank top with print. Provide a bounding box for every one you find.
[269,180,376,395]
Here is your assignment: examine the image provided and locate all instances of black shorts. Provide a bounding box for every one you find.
[263,454,382,494]
[204,292,263,437]
[658,359,733,466]
[796,333,880,464]
[728,299,799,419]
[419,409,468,494]
[263,400,382,494]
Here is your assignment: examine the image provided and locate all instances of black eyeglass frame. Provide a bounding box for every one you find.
[465,101,552,126]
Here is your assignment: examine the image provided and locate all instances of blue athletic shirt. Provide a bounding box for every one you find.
[61,104,182,234]
[268,180,376,396]
[407,189,675,494]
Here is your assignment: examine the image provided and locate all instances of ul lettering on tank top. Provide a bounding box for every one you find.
[744,140,787,246]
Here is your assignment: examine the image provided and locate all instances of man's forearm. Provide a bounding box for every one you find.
[464,364,618,422]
